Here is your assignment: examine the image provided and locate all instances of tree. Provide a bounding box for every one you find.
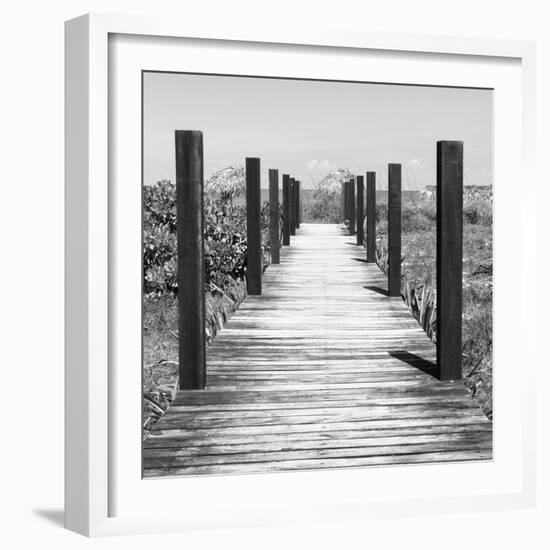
[205,166,245,205]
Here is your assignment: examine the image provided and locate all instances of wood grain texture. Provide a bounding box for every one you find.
[349,179,356,235]
[366,171,376,263]
[268,169,280,264]
[388,164,402,297]
[246,158,262,295]
[175,130,206,389]
[356,175,364,245]
[289,178,296,236]
[144,224,491,477]
[294,180,301,229]
[282,174,290,246]
[437,141,463,380]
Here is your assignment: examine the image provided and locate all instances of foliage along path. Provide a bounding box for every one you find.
[143,224,492,477]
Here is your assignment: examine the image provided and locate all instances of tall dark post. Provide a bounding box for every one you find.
[282,174,290,245]
[340,182,345,222]
[349,178,356,236]
[298,181,302,225]
[366,172,376,263]
[294,180,301,229]
[344,181,349,221]
[289,177,296,236]
[176,130,206,390]
[437,141,464,381]
[269,169,280,264]
[388,164,402,297]
[246,157,262,295]
[356,175,364,245]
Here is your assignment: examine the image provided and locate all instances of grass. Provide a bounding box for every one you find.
[376,190,493,418]
[142,278,247,433]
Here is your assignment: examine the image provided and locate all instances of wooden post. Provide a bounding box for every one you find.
[343,181,349,222]
[366,171,376,263]
[282,174,290,245]
[356,175,364,245]
[349,178,356,236]
[176,130,206,390]
[388,164,401,297]
[246,157,262,295]
[295,180,301,229]
[340,182,345,222]
[269,169,280,264]
[289,177,296,236]
[298,181,302,225]
[437,141,464,381]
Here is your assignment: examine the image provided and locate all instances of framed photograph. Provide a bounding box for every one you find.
[65,13,537,536]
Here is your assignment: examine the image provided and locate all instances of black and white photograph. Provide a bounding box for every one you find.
[4,0,546,544]
[141,72,493,477]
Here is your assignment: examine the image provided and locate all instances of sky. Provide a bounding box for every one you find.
[143,72,492,190]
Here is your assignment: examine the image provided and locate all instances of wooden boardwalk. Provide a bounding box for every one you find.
[143,224,492,477]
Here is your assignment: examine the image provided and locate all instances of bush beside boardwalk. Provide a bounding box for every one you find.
[374,186,493,418]
[142,180,272,432]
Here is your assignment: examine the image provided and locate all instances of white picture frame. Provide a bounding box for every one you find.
[65,13,537,537]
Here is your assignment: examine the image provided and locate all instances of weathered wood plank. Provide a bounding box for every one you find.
[145,429,492,456]
[143,450,492,477]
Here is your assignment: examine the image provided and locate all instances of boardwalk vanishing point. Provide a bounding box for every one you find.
[143,224,493,477]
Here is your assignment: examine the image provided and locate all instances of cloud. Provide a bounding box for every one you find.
[305,159,339,185]
[306,159,338,172]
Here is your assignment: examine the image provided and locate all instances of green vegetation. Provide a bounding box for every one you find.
[374,186,493,418]
[143,176,271,430]
[302,169,352,223]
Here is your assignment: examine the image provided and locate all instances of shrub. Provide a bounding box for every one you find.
[303,168,352,223]
[143,180,271,295]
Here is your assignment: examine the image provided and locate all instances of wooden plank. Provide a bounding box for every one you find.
[166,395,482,414]
[366,171,376,262]
[143,450,492,477]
[150,414,491,439]
[145,427,492,453]
[388,164,402,297]
[175,130,206,389]
[154,407,486,430]
[153,406,487,431]
[268,169,280,264]
[437,141,464,381]
[145,436,492,470]
[145,424,492,449]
